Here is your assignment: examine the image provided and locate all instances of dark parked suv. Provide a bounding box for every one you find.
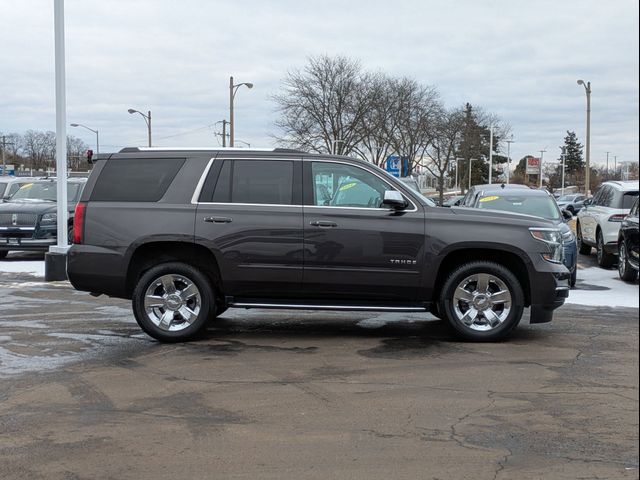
[68,148,570,342]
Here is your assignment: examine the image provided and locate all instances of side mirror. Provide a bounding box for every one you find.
[382,190,408,210]
[561,209,573,221]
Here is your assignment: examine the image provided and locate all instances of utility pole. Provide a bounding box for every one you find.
[505,137,514,184]
[1,136,15,176]
[488,124,494,184]
[614,156,618,179]
[468,158,476,190]
[215,120,230,147]
[605,151,610,175]
[561,146,567,195]
[577,80,591,194]
[539,149,546,188]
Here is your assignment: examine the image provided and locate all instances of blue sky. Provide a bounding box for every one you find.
[1,0,638,167]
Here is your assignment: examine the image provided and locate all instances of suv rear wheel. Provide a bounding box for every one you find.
[596,231,615,268]
[576,223,591,255]
[439,261,524,342]
[132,262,215,342]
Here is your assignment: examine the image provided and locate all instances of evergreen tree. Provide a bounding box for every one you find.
[560,131,584,174]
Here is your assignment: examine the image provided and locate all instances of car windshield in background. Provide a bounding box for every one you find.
[477,194,561,220]
[557,195,578,202]
[9,182,83,203]
[623,192,639,209]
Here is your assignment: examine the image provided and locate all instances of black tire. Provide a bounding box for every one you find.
[570,267,577,288]
[618,241,637,282]
[576,222,591,255]
[438,261,525,342]
[0,250,8,260]
[132,262,215,342]
[596,230,615,268]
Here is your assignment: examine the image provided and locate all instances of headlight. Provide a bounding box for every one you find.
[40,213,57,225]
[529,228,564,264]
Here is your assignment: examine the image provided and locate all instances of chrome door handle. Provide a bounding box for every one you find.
[204,216,232,223]
[310,220,337,228]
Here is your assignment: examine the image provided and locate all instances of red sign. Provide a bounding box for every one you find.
[526,157,540,175]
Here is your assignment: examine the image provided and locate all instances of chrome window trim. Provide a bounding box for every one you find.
[190,157,216,205]
[191,156,418,212]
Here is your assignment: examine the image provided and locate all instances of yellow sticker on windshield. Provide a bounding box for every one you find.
[339,182,358,191]
[479,195,499,202]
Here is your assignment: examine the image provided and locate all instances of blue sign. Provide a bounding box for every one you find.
[386,156,401,177]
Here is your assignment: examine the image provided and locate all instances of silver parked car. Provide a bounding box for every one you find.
[576,181,639,268]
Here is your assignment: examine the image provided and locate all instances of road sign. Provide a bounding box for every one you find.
[386,156,401,177]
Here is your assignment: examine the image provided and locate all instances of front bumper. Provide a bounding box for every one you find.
[528,255,570,324]
[0,226,57,252]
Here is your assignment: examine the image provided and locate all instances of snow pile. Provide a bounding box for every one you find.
[0,260,45,276]
[568,266,638,308]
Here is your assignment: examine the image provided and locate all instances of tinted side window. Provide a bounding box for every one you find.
[211,160,294,205]
[600,186,615,207]
[591,186,604,206]
[622,192,639,210]
[0,184,6,197]
[91,158,184,202]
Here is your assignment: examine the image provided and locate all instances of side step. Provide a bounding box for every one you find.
[226,301,427,313]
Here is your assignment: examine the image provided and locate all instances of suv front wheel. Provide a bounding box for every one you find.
[439,261,524,342]
[132,262,215,342]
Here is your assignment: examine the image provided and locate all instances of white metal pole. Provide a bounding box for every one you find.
[488,124,494,184]
[561,147,566,195]
[506,139,513,184]
[53,0,68,248]
[468,158,472,190]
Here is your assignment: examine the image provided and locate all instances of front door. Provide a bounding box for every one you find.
[302,160,426,303]
[195,157,304,299]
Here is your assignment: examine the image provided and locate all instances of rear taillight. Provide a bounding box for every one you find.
[608,214,626,222]
[73,202,87,244]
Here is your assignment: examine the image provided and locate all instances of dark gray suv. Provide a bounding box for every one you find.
[68,148,570,342]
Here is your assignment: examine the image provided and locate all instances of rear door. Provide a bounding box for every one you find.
[195,157,303,299]
[301,159,425,303]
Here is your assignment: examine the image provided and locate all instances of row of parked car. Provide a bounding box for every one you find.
[433,181,638,283]
[0,176,87,259]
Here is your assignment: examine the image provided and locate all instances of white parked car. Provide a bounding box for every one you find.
[576,181,639,267]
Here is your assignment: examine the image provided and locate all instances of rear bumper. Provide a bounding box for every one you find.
[67,245,128,297]
[0,237,57,252]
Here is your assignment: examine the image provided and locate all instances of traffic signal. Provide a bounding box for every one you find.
[86,149,94,163]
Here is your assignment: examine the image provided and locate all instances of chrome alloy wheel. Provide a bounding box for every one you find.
[619,243,627,277]
[143,274,202,332]
[452,273,512,332]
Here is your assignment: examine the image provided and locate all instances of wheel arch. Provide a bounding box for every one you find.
[432,247,532,307]
[125,241,223,301]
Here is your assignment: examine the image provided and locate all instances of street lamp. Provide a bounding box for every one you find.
[235,140,251,148]
[505,136,514,184]
[70,123,99,155]
[229,76,253,147]
[577,79,591,194]
[127,108,152,147]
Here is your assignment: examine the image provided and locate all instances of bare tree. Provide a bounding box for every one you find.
[421,107,465,204]
[22,130,56,171]
[273,55,371,156]
[67,135,89,171]
[385,77,441,175]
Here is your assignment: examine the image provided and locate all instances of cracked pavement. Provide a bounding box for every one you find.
[0,265,638,479]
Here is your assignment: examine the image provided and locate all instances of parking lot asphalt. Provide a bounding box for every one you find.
[0,255,638,480]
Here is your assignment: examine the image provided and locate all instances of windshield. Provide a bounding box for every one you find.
[10,182,83,203]
[477,194,561,220]
[557,195,577,202]
[0,184,6,197]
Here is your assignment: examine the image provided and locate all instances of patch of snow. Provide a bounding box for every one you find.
[0,260,45,276]
[568,266,639,308]
[357,312,439,329]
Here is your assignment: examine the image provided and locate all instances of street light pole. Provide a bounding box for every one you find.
[128,109,152,147]
[468,158,476,190]
[605,151,610,175]
[229,76,253,147]
[539,149,546,188]
[561,146,566,195]
[577,80,591,194]
[505,137,514,184]
[70,123,99,155]
[488,124,494,184]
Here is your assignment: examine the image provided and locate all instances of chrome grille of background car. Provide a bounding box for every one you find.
[0,213,38,227]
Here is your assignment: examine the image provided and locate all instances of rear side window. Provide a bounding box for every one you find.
[622,191,639,210]
[0,184,6,197]
[90,158,184,202]
[211,160,293,205]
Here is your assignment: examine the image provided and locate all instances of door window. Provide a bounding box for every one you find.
[212,160,294,205]
[311,162,390,208]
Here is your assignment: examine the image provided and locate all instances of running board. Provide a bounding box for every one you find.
[227,302,427,312]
